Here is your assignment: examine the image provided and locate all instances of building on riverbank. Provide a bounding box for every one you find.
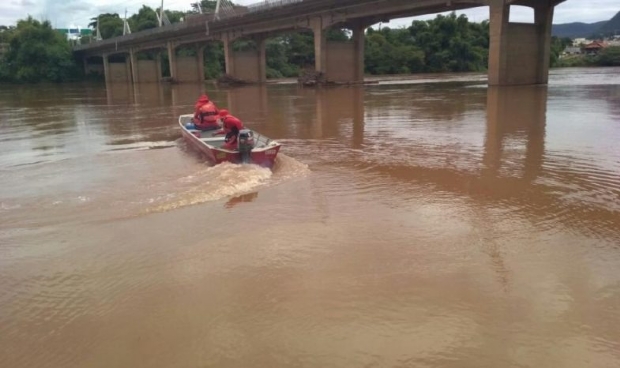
[583,41,608,56]
[55,26,92,42]
[562,46,582,57]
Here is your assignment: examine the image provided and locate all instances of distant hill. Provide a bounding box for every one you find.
[552,10,620,39]
[593,11,620,37]
[552,21,607,38]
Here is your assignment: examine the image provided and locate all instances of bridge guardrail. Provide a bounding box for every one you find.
[73,0,325,51]
[73,0,314,51]
[245,0,305,15]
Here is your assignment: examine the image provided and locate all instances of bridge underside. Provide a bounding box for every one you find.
[79,0,560,86]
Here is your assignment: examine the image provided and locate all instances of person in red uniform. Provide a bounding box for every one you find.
[192,94,220,130]
[193,94,210,116]
[214,109,244,150]
[192,94,210,122]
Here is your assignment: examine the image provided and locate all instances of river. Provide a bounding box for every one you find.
[1,68,619,368]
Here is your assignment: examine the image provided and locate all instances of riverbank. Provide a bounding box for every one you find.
[204,66,619,87]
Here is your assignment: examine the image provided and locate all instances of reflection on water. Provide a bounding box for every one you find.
[1,68,620,368]
[484,85,547,181]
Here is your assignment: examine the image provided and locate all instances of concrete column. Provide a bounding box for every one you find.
[257,37,267,83]
[352,24,365,83]
[167,41,177,81]
[223,35,235,76]
[125,55,132,83]
[129,48,139,83]
[83,57,89,75]
[535,4,554,84]
[102,54,110,83]
[488,0,555,86]
[221,35,266,83]
[155,52,163,82]
[310,17,327,75]
[488,0,510,86]
[197,45,205,81]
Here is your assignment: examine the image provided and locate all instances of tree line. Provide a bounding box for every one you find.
[1,4,618,84]
[0,17,80,83]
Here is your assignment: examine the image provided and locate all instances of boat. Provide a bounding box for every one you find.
[178,114,282,168]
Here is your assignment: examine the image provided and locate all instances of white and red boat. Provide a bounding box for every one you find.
[178,114,282,168]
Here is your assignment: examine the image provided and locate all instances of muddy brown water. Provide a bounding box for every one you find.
[1,68,619,368]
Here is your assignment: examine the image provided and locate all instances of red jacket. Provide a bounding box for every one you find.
[215,115,244,136]
[193,95,210,118]
[194,95,210,111]
[195,101,219,129]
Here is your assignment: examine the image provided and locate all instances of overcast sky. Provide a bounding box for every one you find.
[1,0,618,28]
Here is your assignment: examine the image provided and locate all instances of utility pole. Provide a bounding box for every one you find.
[215,0,221,20]
[160,0,164,27]
[123,8,131,35]
[95,15,102,41]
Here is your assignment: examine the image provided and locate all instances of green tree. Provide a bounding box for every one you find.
[165,10,187,23]
[88,13,123,39]
[190,0,247,14]
[550,36,573,67]
[204,42,225,79]
[284,31,315,68]
[266,37,299,78]
[597,46,620,66]
[191,1,218,13]
[0,17,79,83]
[0,25,15,43]
[327,28,350,41]
[365,30,424,74]
[129,6,159,32]
[407,13,487,73]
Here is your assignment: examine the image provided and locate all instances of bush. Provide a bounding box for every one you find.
[597,47,620,66]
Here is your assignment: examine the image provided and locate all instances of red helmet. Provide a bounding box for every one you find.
[219,109,229,117]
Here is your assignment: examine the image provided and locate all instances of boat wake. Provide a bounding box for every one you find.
[142,153,310,214]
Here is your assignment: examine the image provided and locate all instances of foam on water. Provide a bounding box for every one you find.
[143,154,310,214]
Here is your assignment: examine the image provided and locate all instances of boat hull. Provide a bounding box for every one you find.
[179,115,281,168]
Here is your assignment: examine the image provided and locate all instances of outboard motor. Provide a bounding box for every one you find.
[237,129,255,164]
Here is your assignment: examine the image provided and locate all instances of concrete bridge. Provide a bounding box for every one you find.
[74,0,565,86]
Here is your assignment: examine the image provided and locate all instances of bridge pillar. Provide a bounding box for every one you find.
[310,18,327,76]
[223,35,235,76]
[223,35,267,83]
[198,46,205,82]
[102,54,131,83]
[155,52,163,82]
[311,18,366,83]
[129,49,161,83]
[103,54,110,83]
[488,0,555,86]
[353,25,366,83]
[167,41,178,81]
[129,48,138,83]
[175,45,206,83]
[125,56,132,83]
